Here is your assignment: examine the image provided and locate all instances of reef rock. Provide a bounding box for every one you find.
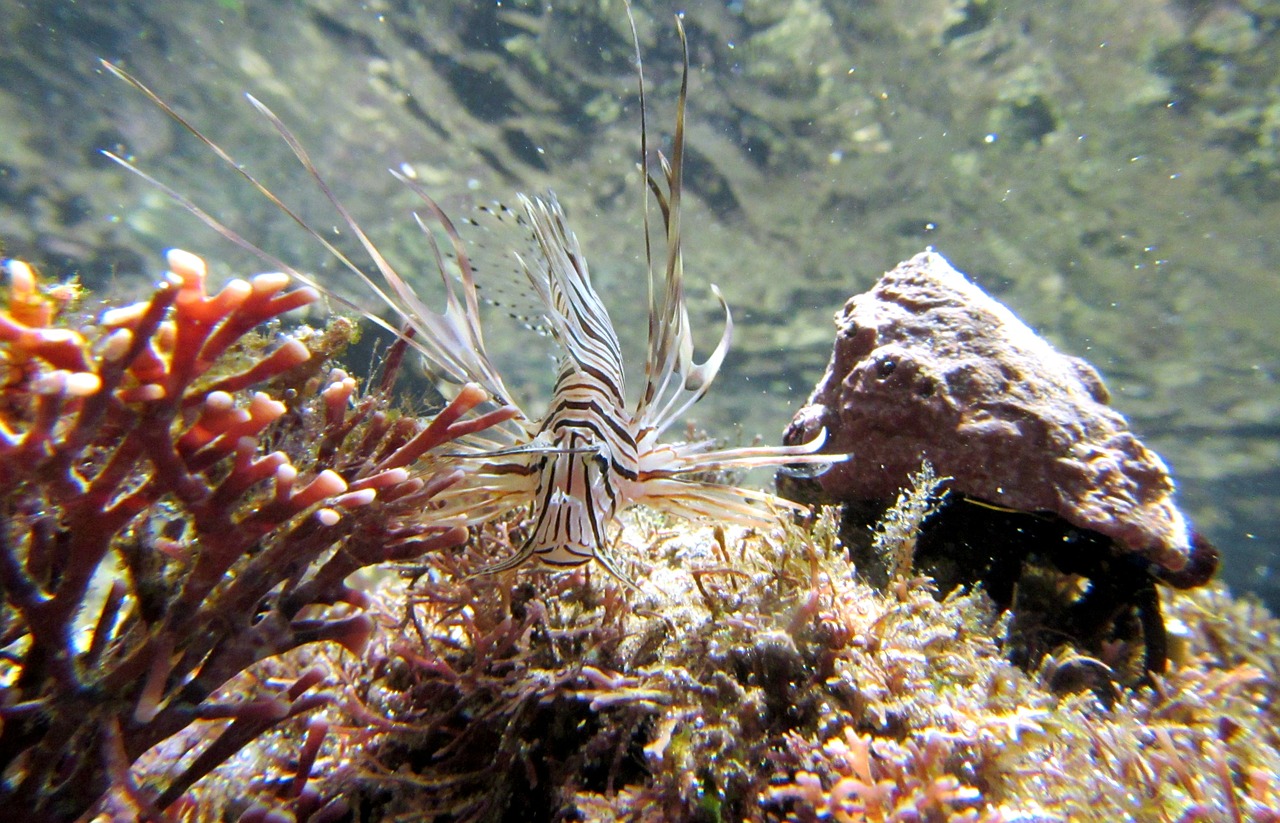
[783,250,1209,583]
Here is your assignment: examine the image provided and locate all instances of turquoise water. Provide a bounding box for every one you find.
[1,0,1276,604]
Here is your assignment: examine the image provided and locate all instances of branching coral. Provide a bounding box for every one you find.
[0,250,512,821]
[766,727,994,823]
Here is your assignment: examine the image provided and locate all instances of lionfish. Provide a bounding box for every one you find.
[102,8,836,586]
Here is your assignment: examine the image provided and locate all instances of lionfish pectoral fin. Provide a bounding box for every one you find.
[465,538,539,580]
[590,543,645,595]
[439,443,598,460]
[781,428,850,479]
[775,426,847,462]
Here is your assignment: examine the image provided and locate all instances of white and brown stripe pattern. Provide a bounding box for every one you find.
[104,5,840,588]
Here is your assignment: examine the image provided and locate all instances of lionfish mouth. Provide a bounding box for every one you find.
[102,1,841,589]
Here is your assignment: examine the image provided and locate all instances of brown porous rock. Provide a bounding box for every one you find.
[783,250,1213,586]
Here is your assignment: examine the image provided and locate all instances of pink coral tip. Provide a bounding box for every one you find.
[250,271,291,295]
[164,248,207,284]
[312,469,347,496]
[30,370,97,396]
[204,390,235,412]
[333,488,377,508]
[99,303,150,328]
[29,371,70,395]
[4,259,36,300]
[293,470,348,510]
[349,467,410,492]
[275,338,310,367]
[38,328,82,345]
[65,372,101,397]
[248,391,287,423]
[100,328,135,362]
[213,278,253,305]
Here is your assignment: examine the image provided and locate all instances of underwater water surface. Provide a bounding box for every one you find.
[1,0,1276,605]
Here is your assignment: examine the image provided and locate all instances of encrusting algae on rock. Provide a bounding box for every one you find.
[783,251,1221,684]
[783,251,1210,580]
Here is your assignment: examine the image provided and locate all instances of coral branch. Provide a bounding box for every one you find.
[0,252,504,820]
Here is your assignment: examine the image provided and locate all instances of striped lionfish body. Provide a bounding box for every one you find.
[489,194,643,570]
[104,9,837,586]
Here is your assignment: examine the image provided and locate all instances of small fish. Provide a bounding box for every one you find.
[102,6,838,587]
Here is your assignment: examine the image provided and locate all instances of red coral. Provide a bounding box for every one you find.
[767,728,995,823]
[0,251,511,821]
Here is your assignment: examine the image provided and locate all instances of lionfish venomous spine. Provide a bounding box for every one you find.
[103,8,837,585]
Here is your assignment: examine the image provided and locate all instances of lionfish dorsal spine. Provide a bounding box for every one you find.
[515,193,627,396]
[626,17,732,439]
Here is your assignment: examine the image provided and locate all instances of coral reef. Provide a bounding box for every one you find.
[0,251,510,820]
[0,2,1276,817]
[2,251,1277,822]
